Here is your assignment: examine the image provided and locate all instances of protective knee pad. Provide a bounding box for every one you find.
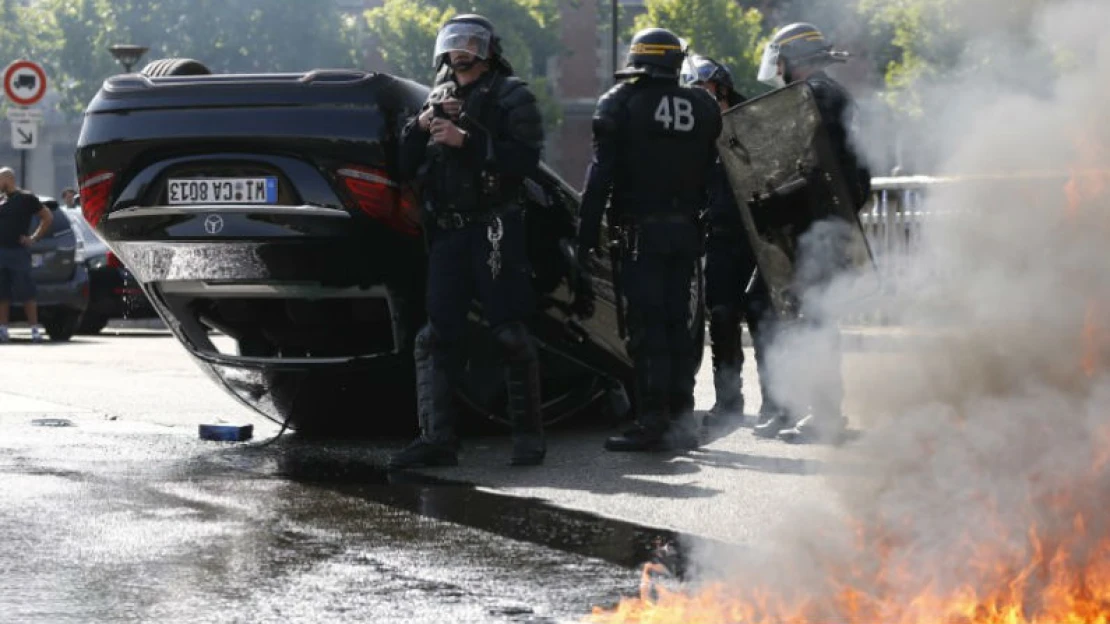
[492,321,537,364]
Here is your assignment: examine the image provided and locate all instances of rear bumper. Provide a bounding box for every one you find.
[101,203,427,425]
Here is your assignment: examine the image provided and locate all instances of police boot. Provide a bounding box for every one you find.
[606,358,695,452]
[777,413,848,445]
[389,328,459,469]
[752,399,791,439]
[495,323,546,466]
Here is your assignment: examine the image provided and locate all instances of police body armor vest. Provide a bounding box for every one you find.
[421,71,526,214]
[608,79,720,217]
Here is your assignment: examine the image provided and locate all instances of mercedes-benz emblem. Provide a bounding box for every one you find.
[203,214,224,234]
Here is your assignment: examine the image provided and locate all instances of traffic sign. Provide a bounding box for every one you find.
[3,60,48,107]
[11,121,37,150]
[5,107,43,122]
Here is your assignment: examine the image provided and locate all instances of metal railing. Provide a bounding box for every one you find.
[850,176,938,325]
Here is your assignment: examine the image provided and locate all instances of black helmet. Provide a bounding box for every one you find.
[433,14,510,74]
[682,54,745,107]
[616,27,686,79]
[757,22,846,86]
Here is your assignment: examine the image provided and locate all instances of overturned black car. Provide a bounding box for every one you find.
[75,60,691,435]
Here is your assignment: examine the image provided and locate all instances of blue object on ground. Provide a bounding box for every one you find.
[198,423,254,442]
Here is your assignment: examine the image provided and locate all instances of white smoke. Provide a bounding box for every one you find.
[678,0,1110,617]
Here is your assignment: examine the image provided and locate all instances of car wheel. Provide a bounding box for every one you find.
[43,311,82,342]
[140,58,211,77]
[77,312,109,335]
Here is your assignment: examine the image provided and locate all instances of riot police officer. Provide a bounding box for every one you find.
[679,55,784,429]
[575,28,722,452]
[749,22,873,444]
[389,14,547,468]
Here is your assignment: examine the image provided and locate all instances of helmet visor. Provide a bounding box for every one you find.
[433,22,492,65]
[756,42,781,84]
[682,56,722,86]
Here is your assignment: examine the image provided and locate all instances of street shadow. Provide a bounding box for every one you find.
[198,437,743,577]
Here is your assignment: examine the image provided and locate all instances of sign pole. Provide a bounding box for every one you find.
[3,60,49,191]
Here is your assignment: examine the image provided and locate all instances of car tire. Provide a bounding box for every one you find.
[43,310,82,342]
[140,58,211,77]
[77,312,109,335]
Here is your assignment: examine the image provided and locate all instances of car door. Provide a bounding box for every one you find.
[29,204,77,284]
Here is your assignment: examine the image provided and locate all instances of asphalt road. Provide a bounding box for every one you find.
[0,325,911,622]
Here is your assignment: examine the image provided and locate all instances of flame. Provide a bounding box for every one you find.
[587,500,1110,623]
[1063,136,1110,378]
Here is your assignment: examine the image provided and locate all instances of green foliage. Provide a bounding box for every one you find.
[47,0,359,116]
[0,0,59,113]
[363,0,564,129]
[856,0,1059,116]
[633,0,767,97]
[365,0,456,84]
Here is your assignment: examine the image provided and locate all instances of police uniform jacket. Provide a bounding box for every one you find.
[577,76,722,254]
[399,70,544,215]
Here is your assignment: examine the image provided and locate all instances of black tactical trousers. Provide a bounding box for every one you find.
[622,249,698,431]
[704,233,772,413]
[415,209,541,445]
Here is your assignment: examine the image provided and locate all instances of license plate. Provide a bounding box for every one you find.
[31,253,43,268]
[167,177,278,205]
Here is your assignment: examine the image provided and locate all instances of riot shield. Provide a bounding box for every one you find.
[716,81,878,319]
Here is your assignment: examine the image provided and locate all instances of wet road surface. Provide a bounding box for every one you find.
[0,327,916,621]
[0,418,657,623]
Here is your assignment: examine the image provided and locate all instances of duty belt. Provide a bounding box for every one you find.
[433,211,500,230]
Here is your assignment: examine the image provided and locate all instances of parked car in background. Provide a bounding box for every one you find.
[64,208,158,334]
[6,198,90,342]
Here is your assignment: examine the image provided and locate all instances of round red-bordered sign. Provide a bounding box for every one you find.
[3,60,48,107]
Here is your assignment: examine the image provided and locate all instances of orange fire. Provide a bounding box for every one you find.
[1064,136,1110,378]
[587,511,1110,623]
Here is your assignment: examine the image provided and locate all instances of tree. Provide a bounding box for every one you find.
[0,0,59,113]
[363,0,564,129]
[48,0,360,116]
[856,0,1059,116]
[633,0,767,97]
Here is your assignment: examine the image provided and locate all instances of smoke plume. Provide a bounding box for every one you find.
[680,0,1110,618]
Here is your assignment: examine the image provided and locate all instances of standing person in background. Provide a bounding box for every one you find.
[680,55,785,430]
[0,167,53,343]
[61,188,78,209]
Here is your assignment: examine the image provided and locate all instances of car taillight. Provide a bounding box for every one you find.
[336,166,421,237]
[106,252,123,268]
[79,171,116,227]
